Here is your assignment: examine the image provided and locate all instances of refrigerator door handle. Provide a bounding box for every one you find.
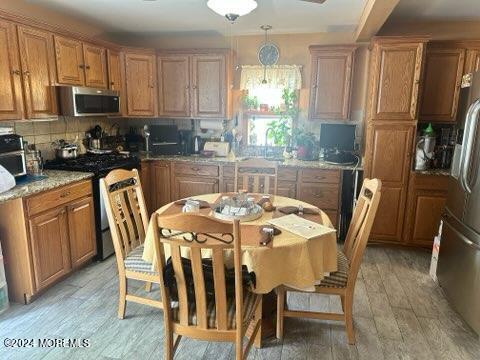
[460,99,480,194]
[444,219,480,250]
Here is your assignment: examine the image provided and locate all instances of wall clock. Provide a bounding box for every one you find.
[258,42,280,66]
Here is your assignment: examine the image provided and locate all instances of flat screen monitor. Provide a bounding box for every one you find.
[319,124,356,151]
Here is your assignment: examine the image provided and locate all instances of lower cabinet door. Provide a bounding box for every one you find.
[67,197,96,268]
[29,206,71,290]
[153,161,171,210]
[173,176,219,200]
[277,181,297,199]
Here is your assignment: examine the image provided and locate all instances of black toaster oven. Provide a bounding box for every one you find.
[0,134,26,177]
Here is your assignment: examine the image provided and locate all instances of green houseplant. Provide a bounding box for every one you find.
[292,127,318,161]
[266,88,299,147]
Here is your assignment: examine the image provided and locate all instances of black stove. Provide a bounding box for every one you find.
[45,153,141,261]
[45,153,140,177]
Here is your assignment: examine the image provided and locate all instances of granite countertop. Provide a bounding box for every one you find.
[0,170,94,204]
[139,153,363,171]
[413,169,450,176]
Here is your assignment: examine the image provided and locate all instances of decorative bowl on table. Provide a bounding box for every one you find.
[212,194,263,222]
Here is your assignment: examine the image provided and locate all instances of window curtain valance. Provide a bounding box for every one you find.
[240,65,303,91]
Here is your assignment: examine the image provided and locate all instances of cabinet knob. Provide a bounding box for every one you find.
[85,65,91,70]
[192,85,197,90]
[11,69,21,75]
[110,81,115,85]
[60,191,71,198]
[23,70,30,76]
[79,64,85,69]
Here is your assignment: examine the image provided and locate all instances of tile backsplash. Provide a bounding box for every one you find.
[6,117,117,160]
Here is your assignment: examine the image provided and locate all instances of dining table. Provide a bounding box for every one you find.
[141,192,339,346]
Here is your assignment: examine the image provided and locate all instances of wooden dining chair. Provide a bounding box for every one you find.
[151,212,262,360]
[234,158,278,194]
[100,168,163,319]
[276,178,382,344]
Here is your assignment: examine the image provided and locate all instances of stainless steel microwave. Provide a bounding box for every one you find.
[57,86,120,117]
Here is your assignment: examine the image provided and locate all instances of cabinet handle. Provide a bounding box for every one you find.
[11,69,21,75]
[85,65,91,70]
[110,81,115,85]
[23,70,30,76]
[192,85,197,90]
[79,64,85,69]
[60,191,71,198]
[191,167,200,172]
[186,85,190,89]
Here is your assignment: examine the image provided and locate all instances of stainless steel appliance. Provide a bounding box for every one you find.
[437,71,480,336]
[149,125,179,155]
[57,86,120,116]
[44,154,140,260]
[0,134,26,178]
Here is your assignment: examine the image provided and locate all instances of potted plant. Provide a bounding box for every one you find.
[265,88,299,149]
[293,127,318,161]
[242,94,259,111]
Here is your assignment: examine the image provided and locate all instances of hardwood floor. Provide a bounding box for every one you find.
[0,246,478,359]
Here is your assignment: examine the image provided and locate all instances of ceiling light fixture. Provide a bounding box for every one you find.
[207,0,258,23]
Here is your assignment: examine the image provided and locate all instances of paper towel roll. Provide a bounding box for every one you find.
[199,119,223,131]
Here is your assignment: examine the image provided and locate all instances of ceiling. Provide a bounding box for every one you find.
[390,0,480,21]
[28,0,367,36]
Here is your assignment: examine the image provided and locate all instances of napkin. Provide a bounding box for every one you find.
[277,206,319,215]
[174,199,211,208]
[259,226,281,246]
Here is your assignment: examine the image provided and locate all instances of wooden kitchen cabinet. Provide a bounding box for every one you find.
[365,123,415,243]
[157,55,191,117]
[368,38,426,121]
[0,179,94,303]
[54,35,108,88]
[308,45,356,120]
[139,161,152,214]
[107,49,126,115]
[54,35,84,86]
[465,49,480,73]
[125,51,157,116]
[67,196,96,268]
[28,206,71,291]
[191,54,226,118]
[82,43,108,88]
[0,19,24,120]
[157,50,232,119]
[152,161,171,210]
[419,46,465,122]
[404,174,448,248]
[17,25,57,119]
[173,176,219,200]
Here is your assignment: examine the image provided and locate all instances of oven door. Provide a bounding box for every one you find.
[0,150,27,177]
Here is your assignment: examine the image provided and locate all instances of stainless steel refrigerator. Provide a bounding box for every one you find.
[437,71,480,336]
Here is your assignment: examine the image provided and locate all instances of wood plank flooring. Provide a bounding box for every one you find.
[0,246,479,359]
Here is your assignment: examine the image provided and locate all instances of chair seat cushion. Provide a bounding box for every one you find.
[317,250,349,288]
[124,245,156,274]
[172,290,258,330]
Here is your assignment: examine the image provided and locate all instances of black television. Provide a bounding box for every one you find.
[319,124,357,164]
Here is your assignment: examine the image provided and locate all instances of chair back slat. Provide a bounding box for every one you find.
[126,188,146,242]
[234,158,278,194]
[154,213,243,332]
[171,244,190,326]
[191,247,208,329]
[100,169,149,260]
[212,248,228,330]
[343,178,382,287]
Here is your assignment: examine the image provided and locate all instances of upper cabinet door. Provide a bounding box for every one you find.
[370,41,424,121]
[54,35,85,86]
[17,26,57,119]
[107,49,122,91]
[125,52,157,116]
[158,55,191,117]
[465,49,480,74]
[191,54,226,118]
[0,20,24,120]
[308,46,356,120]
[83,44,108,88]
[419,47,465,122]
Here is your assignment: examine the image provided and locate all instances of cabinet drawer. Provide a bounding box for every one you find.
[222,165,235,178]
[278,167,298,182]
[174,162,219,177]
[297,183,339,210]
[299,169,340,184]
[26,180,92,216]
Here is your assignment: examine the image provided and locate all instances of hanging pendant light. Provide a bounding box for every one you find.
[207,0,258,23]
